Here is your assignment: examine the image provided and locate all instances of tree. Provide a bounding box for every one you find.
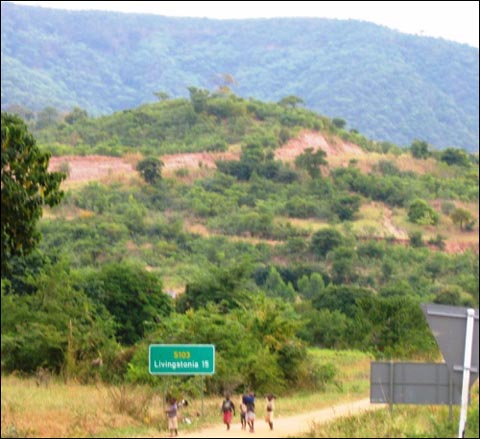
[332,118,346,130]
[1,260,117,375]
[136,157,163,184]
[64,106,88,125]
[5,104,35,123]
[312,285,372,318]
[188,86,210,113]
[35,106,60,129]
[212,73,237,94]
[410,139,430,159]
[176,261,252,312]
[263,267,296,301]
[294,147,327,178]
[450,208,475,230]
[331,194,361,221]
[311,228,344,259]
[153,91,170,101]
[1,113,65,276]
[278,95,304,108]
[298,273,325,300]
[407,199,439,225]
[440,148,471,167]
[355,295,436,357]
[94,261,173,345]
[408,230,424,247]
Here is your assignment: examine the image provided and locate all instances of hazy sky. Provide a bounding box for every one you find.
[10,1,480,48]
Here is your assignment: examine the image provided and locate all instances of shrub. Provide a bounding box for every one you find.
[311,228,344,259]
[407,199,439,225]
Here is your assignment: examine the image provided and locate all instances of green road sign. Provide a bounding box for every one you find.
[149,344,215,375]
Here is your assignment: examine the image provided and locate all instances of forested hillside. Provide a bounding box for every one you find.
[2,1,479,151]
[2,92,478,397]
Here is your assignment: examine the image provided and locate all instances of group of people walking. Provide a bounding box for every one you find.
[221,391,275,432]
[165,391,275,436]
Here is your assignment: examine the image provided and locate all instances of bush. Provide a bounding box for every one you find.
[409,231,424,247]
[407,199,439,225]
[311,228,344,259]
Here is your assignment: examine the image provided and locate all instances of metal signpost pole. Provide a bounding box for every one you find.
[201,375,205,417]
[149,344,215,422]
[458,308,475,438]
[389,360,394,413]
[449,371,453,421]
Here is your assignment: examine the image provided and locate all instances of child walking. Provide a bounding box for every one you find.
[265,394,275,431]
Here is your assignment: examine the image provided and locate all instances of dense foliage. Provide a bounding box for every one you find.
[2,2,478,151]
[1,113,65,276]
[1,94,478,395]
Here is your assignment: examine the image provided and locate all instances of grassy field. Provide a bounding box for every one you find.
[2,349,479,438]
[298,385,479,438]
[1,348,371,438]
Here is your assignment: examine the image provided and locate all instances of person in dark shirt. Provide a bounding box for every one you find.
[243,391,255,432]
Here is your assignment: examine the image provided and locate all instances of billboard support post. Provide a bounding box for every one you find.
[458,308,475,439]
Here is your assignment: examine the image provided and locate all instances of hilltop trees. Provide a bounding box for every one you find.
[278,95,304,108]
[410,140,430,159]
[136,157,163,184]
[188,86,210,113]
[64,106,88,125]
[440,147,471,167]
[0,92,478,390]
[332,118,346,130]
[1,113,65,276]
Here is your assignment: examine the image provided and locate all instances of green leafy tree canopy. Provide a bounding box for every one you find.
[407,199,439,225]
[136,156,164,184]
[295,147,327,178]
[1,113,65,276]
[410,139,430,159]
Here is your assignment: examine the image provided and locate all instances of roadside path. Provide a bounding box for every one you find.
[170,398,385,438]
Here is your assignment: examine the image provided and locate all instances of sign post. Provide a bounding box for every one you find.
[458,308,475,438]
[421,304,479,439]
[371,304,479,438]
[149,344,215,418]
[149,344,215,375]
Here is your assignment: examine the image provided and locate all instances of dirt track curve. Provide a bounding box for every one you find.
[160,398,384,438]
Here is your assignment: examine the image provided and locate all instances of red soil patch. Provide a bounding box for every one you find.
[275,130,364,162]
[49,155,135,182]
[47,141,478,256]
[48,131,359,185]
[444,241,478,254]
[161,151,239,170]
[49,151,240,185]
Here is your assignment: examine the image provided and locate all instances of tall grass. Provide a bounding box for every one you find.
[298,384,479,438]
[1,349,370,437]
[5,350,474,438]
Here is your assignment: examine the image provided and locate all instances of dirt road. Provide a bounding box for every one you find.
[173,398,384,438]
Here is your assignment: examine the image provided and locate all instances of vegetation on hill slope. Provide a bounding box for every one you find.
[1,93,478,402]
[2,1,479,151]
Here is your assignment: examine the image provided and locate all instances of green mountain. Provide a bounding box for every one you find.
[2,89,478,397]
[1,2,478,151]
